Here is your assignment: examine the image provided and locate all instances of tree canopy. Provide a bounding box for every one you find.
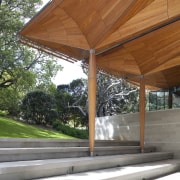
[20,90,57,125]
[54,74,139,128]
[96,73,139,117]
[0,0,62,89]
[56,79,87,127]
[0,0,62,114]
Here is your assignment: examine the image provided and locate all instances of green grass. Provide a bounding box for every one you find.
[0,116,76,139]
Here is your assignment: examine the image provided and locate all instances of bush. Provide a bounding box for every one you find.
[53,120,88,139]
[0,110,8,117]
[20,90,57,125]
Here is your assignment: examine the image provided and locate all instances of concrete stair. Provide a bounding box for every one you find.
[36,159,180,180]
[0,152,175,180]
[156,172,180,179]
[0,145,156,162]
[0,138,179,180]
[0,138,139,148]
[0,138,155,162]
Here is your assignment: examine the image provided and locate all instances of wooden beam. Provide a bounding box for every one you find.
[139,76,145,152]
[88,49,97,156]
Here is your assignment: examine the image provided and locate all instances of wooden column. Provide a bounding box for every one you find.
[139,76,145,153]
[88,49,96,156]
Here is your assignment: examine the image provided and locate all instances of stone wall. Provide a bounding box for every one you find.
[95,108,180,158]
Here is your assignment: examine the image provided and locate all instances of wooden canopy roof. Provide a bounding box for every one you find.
[18,0,180,89]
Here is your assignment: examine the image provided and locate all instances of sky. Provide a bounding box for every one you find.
[40,0,87,86]
[51,61,87,85]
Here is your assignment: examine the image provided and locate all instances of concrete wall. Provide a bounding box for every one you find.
[95,108,180,158]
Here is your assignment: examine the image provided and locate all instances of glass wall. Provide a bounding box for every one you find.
[148,87,180,111]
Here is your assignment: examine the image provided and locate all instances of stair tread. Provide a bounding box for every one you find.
[35,159,180,180]
[0,138,138,142]
[0,147,89,153]
[0,152,172,170]
[0,139,139,148]
[0,146,155,153]
[0,152,174,179]
[0,146,144,151]
[156,172,180,179]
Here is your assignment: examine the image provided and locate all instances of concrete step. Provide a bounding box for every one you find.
[35,159,180,180]
[0,146,155,162]
[156,172,180,179]
[94,146,155,156]
[0,152,173,180]
[0,138,139,148]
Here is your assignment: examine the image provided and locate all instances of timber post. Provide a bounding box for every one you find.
[139,76,145,153]
[88,49,96,156]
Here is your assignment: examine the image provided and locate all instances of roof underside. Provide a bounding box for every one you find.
[18,0,180,89]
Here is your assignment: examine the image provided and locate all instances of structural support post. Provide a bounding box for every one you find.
[168,88,173,109]
[88,49,96,157]
[139,76,145,153]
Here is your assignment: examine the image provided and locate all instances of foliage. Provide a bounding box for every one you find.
[0,88,20,115]
[55,90,73,124]
[0,110,8,116]
[53,120,88,139]
[148,90,171,111]
[68,79,88,126]
[81,66,140,117]
[96,73,139,117]
[0,0,62,114]
[55,74,139,130]
[0,0,41,88]
[20,90,57,125]
[0,116,75,139]
[56,79,88,127]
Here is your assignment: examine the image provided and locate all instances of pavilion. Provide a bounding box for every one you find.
[18,0,180,156]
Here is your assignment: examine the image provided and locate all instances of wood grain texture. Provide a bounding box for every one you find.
[139,77,145,151]
[18,0,180,89]
[88,51,96,153]
[96,20,180,89]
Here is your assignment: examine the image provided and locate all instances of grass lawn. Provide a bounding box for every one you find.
[0,116,76,139]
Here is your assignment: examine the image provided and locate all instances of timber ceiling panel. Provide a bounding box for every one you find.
[96,20,180,88]
[96,0,164,51]
[145,65,180,89]
[18,0,180,89]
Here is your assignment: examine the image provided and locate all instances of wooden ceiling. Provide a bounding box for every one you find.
[18,0,180,89]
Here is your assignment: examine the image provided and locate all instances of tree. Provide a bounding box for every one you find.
[55,74,139,128]
[83,66,139,117]
[69,79,88,115]
[96,73,139,117]
[0,0,62,89]
[0,88,20,115]
[56,79,88,127]
[0,0,41,88]
[69,79,88,127]
[20,90,57,125]
[0,0,62,114]
[55,89,73,125]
